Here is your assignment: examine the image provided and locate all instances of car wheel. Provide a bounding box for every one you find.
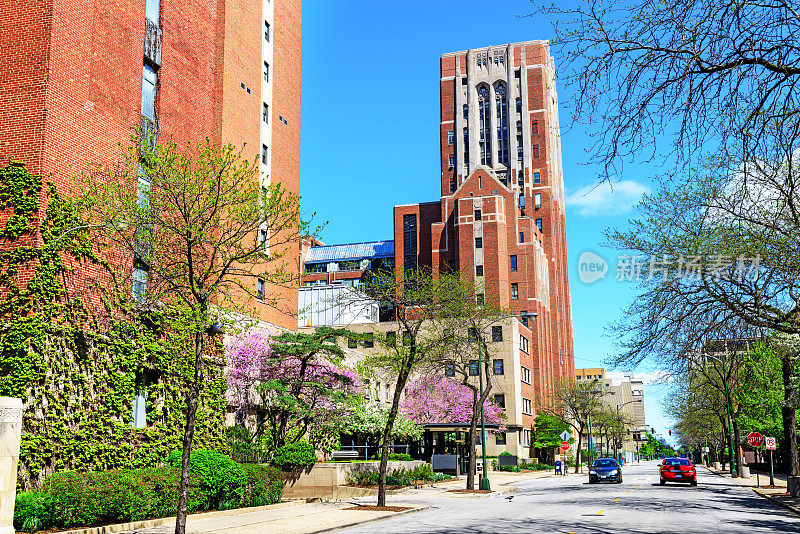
[617,478,623,484]
[660,479,666,486]
[690,480,697,486]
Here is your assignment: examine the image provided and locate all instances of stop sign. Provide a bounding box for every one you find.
[560,441,570,451]
[747,431,764,447]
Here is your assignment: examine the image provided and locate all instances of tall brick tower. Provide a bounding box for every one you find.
[394,41,574,398]
[1,0,302,331]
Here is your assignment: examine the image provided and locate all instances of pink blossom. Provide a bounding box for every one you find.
[400,375,505,429]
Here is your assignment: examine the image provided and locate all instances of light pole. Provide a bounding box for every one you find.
[477,337,490,491]
[703,352,737,477]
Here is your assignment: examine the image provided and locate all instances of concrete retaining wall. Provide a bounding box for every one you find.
[282,461,425,501]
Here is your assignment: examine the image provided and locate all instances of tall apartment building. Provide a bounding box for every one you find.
[1,0,302,331]
[395,41,575,402]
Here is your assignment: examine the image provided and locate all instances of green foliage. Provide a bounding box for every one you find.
[0,161,227,489]
[343,403,423,441]
[521,461,553,471]
[368,452,414,461]
[13,464,283,532]
[346,464,448,486]
[532,413,571,449]
[271,442,317,469]
[498,451,513,457]
[165,449,246,507]
[499,465,521,472]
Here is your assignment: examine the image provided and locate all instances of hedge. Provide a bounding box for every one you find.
[271,442,317,469]
[14,459,283,532]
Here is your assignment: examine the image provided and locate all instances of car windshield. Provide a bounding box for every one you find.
[593,459,617,468]
[664,458,690,466]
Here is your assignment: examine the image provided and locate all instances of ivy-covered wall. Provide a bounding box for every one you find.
[0,161,226,489]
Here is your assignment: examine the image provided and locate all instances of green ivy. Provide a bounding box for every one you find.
[0,161,226,489]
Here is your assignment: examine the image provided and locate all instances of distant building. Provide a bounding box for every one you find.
[575,368,606,381]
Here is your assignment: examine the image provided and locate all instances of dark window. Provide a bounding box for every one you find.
[469,360,479,376]
[532,144,540,159]
[533,172,541,184]
[478,86,492,165]
[445,362,455,377]
[495,84,509,166]
[520,311,529,327]
[257,278,265,300]
[493,359,504,375]
[262,103,269,122]
[511,283,519,300]
[348,337,357,348]
[264,61,270,81]
[474,209,481,220]
[386,331,396,346]
[448,154,454,168]
[514,69,521,78]
[510,255,517,271]
[494,394,506,408]
[264,21,270,41]
[363,333,374,348]
[492,326,503,342]
[468,327,479,341]
[531,120,539,135]
[262,144,268,164]
[476,293,484,306]
[519,194,525,208]
[536,218,543,231]
[475,237,482,249]
[476,265,484,277]
[495,432,507,445]
[516,97,522,113]
[463,104,469,120]
[519,232,524,243]
[448,130,454,145]
[403,214,417,271]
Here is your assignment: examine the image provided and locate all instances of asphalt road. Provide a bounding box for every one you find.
[340,460,800,533]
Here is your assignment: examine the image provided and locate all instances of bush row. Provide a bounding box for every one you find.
[14,450,284,532]
[368,452,414,462]
[347,464,451,486]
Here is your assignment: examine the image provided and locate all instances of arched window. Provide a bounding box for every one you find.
[478,86,491,166]
[495,84,509,166]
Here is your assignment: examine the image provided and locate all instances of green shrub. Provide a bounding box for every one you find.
[498,451,513,457]
[499,465,521,472]
[239,465,285,508]
[14,490,53,533]
[165,449,246,509]
[346,464,448,487]
[271,442,316,469]
[347,470,380,486]
[369,452,414,461]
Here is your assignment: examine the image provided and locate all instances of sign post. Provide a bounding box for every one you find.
[765,437,776,487]
[748,432,764,485]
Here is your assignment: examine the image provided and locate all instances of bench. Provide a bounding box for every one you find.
[332,450,360,461]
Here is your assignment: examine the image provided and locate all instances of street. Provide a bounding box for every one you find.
[340,461,800,533]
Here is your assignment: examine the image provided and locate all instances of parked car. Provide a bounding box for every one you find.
[660,457,697,486]
[589,458,623,484]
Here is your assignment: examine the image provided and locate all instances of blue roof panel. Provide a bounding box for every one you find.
[306,240,394,263]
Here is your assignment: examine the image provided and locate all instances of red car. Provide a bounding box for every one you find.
[660,457,697,486]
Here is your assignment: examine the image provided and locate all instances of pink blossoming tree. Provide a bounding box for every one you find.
[401,375,505,428]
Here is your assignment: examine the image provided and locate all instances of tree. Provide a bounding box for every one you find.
[531,413,571,464]
[342,403,423,444]
[400,375,505,428]
[541,379,604,473]
[537,0,800,180]
[83,136,304,533]
[226,328,362,456]
[344,269,460,506]
[424,277,515,489]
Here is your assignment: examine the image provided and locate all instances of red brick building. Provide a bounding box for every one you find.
[393,41,575,412]
[1,0,302,331]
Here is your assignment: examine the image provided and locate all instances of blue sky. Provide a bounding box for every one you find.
[300,0,676,445]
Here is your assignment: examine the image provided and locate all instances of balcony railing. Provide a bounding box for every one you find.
[144,18,162,68]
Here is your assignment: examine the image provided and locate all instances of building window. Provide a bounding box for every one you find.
[448,130,455,145]
[519,232,524,243]
[522,397,532,414]
[521,366,531,384]
[463,104,469,120]
[510,255,517,271]
[132,264,148,302]
[264,61,270,81]
[448,154,454,168]
[475,237,482,249]
[264,21,270,41]
[523,429,531,446]
[474,209,481,220]
[445,362,455,377]
[478,85,492,165]
[262,144,268,164]
[511,283,519,300]
[494,394,506,408]
[141,66,157,121]
[258,226,268,249]
[257,278,265,300]
[516,97,522,113]
[534,193,541,208]
[403,214,417,271]
[386,331,396,346]
[476,265,484,277]
[132,387,147,428]
[262,103,269,123]
[536,218,543,231]
[476,293,485,306]
[493,359,504,375]
[468,327,479,341]
[519,194,525,208]
[531,120,539,135]
[520,311,529,327]
[495,83,509,166]
[363,333,374,348]
[348,337,357,348]
[469,360,479,376]
[495,432,507,445]
[532,144,540,159]
[533,172,541,184]
[520,336,530,355]
[492,326,503,342]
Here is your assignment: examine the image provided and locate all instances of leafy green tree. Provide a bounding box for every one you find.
[83,136,304,534]
[531,413,571,464]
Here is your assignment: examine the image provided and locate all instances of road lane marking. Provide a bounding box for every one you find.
[596,509,604,515]
[625,491,630,494]
[614,498,620,502]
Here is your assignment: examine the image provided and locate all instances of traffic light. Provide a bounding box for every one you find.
[669,430,672,436]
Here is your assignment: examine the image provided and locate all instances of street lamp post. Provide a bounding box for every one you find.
[477,340,490,491]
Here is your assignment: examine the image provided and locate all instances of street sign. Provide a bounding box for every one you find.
[765,437,776,450]
[747,431,764,447]
[560,430,571,441]
[560,441,570,452]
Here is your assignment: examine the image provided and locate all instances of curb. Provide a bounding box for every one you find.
[310,505,432,533]
[52,500,307,534]
[752,488,800,517]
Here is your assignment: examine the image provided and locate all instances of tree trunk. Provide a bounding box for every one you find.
[377,360,412,506]
[781,351,799,477]
[733,418,744,471]
[466,406,479,490]
[175,330,204,534]
[575,427,583,473]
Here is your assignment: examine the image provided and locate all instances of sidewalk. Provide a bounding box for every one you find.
[704,464,800,516]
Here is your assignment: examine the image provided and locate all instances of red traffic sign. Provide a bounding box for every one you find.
[765,437,776,450]
[747,432,764,447]
[560,441,570,451]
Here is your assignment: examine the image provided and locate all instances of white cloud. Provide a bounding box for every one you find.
[566,180,650,217]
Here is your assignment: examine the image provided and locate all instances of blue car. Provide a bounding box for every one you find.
[589,458,623,484]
